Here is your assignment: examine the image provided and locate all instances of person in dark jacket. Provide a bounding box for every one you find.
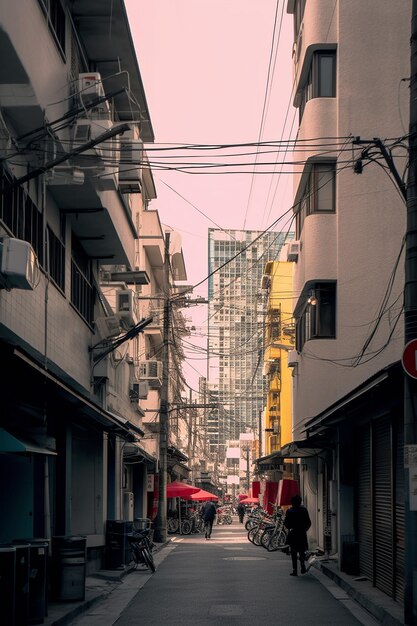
[200,500,217,539]
[237,502,246,524]
[284,494,311,576]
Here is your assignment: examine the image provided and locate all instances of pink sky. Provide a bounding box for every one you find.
[125,0,295,386]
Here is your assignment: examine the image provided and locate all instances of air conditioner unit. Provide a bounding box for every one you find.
[95,315,122,340]
[287,241,301,262]
[0,237,38,290]
[46,165,85,186]
[287,350,300,368]
[130,380,149,401]
[78,72,106,102]
[123,491,134,521]
[119,136,143,193]
[116,289,137,329]
[139,360,163,388]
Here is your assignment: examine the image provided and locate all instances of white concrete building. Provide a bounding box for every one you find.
[0,1,189,601]
[286,0,409,608]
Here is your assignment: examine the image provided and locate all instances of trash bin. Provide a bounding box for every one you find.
[13,539,49,625]
[105,520,133,569]
[52,536,87,601]
[14,542,30,626]
[0,545,16,625]
[341,535,360,575]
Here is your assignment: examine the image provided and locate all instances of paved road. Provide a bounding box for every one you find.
[72,519,380,626]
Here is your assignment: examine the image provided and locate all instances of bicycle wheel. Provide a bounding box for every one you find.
[247,526,259,544]
[141,546,156,572]
[181,519,192,535]
[261,528,274,549]
[167,518,179,534]
[267,530,288,552]
[253,527,265,546]
[245,519,256,531]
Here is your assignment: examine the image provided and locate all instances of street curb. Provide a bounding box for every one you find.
[315,561,404,626]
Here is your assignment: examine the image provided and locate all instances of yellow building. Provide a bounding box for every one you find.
[261,261,294,456]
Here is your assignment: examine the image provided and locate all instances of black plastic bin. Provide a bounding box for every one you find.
[13,539,49,625]
[14,542,30,626]
[52,536,86,601]
[105,520,133,569]
[0,545,16,625]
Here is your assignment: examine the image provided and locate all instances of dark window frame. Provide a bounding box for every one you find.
[299,50,336,122]
[295,162,336,237]
[293,0,306,40]
[37,0,66,59]
[296,282,337,351]
[0,165,44,266]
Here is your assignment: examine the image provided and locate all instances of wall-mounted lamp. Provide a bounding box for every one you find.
[307,291,318,306]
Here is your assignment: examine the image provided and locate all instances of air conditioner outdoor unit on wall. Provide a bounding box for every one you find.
[139,361,163,387]
[287,350,300,368]
[95,315,122,340]
[130,380,149,401]
[287,241,301,262]
[0,237,38,290]
[116,289,137,329]
[119,136,143,193]
[78,72,106,102]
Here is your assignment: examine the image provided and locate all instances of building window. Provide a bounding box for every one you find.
[47,218,65,292]
[38,0,66,57]
[0,165,44,266]
[295,162,336,237]
[299,51,336,122]
[296,282,336,351]
[71,235,94,325]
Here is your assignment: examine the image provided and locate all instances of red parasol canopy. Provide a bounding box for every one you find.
[188,489,219,502]
[240,497,259,504]
[166,481,200,498]
[238,494,248,501]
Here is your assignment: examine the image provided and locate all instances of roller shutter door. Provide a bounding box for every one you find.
[358,424,373,580]
[394,421,405,603]
[374,416,393,596]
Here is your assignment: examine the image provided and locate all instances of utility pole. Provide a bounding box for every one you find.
[404,4,417,623]
[154,232,171,543]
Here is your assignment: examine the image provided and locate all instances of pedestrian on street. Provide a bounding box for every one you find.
[284,494,311,576]
[237,502,246,524]
[200,500,217,539]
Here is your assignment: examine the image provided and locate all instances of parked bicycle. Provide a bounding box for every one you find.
[217,506,233,525]
[127,518,156,572]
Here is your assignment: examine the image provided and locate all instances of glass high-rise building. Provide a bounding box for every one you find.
[207,229,287,460]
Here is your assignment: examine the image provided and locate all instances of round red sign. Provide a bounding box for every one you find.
[402,339,417,379]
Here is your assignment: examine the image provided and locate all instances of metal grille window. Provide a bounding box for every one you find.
[47,223,65,292]
[71,235,94,325]
[0,165,44,266]
[296,282,336,351]
[299,51,336,122]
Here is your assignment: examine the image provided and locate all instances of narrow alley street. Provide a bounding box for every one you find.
[70,520,379,626]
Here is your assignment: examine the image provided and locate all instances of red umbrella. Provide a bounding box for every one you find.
[240,497,259,504]
[166,481,200,498]
[188,489,219,502]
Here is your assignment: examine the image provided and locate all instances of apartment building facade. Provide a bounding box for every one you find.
[207,229,286,459]
[286,0,409,608]
[0,0,189,596]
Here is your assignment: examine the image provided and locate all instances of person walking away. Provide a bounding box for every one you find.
[200,500,217,539]
[237,502,245,524]
[284,494,311,576]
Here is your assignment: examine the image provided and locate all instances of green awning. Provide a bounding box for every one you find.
[0,428,57,455]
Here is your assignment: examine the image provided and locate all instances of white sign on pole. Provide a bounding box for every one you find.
[405,445,417,511]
